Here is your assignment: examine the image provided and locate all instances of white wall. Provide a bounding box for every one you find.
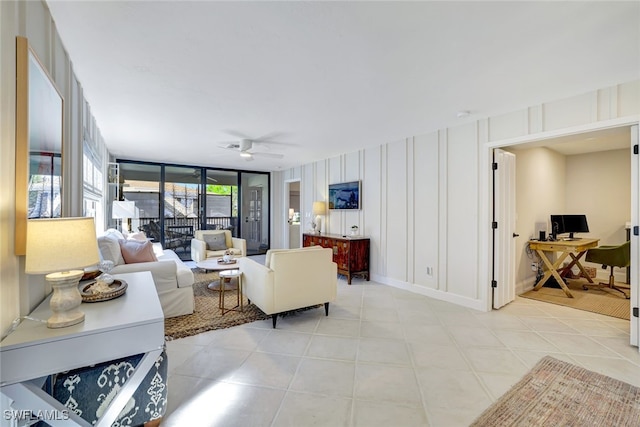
[566,149,631,245]
[567,148,631,280]
[273,80,640,311]
[0,0,107,337]
[510,147,567,290]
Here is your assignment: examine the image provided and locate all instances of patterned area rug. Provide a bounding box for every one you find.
[164,269,269,340]
[471,356,640,426]
[520,279,630,320]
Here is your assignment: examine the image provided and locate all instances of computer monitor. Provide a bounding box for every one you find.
[550,214,589,239]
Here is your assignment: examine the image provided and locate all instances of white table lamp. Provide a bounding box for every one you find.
[25,217,100,328]
[312,201,326,233]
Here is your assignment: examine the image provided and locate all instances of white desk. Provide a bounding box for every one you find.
[0,272,164,426]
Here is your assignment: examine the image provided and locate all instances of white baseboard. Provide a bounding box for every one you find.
[516,277,537,296]
[370,273,488,312]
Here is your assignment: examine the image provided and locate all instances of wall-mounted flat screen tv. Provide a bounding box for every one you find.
[328,181,361,210]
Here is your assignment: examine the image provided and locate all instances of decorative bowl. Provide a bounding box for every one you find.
[79,279,128,302]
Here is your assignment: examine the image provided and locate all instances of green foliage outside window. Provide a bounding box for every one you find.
[206,184,231,195]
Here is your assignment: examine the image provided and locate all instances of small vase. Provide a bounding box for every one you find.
[98,260,115,284]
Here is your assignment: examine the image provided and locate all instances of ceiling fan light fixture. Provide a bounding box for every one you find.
[240,151,253,158]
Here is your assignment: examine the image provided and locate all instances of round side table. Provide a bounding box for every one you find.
[196,259,239,291]
[218,269,243,315]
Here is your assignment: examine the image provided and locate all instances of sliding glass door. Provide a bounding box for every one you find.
[164,166,200,259]
[203,170,238,234]
[116,160,269,259]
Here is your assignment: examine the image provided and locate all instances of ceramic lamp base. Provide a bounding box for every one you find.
[45,270,85,329]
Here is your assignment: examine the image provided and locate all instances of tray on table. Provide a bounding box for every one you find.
[79,279,128,302]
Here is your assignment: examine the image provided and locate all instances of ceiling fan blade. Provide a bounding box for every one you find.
[254,131,287,142]
[222,130,251,140]
[251,152,284,159]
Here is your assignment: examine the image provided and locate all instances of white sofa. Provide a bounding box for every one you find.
[191,229,246,262]
[97,230,194,318]
[240,246,337,328]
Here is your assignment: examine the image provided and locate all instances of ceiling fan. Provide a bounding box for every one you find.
[218,138,284,161]
[171,170,217,182]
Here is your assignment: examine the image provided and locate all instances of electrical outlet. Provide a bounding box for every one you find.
[426,267,433,277]
[531,262,538,272]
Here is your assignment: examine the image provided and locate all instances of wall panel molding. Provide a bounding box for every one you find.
[438,129,448,291]
[407,138,415,284]
[380,144,388,277]
[528,105,543,134]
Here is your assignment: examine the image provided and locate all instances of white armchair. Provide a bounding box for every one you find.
[191,229,246,262]
[240,246,337,328]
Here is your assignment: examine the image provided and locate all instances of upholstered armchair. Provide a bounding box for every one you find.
[240,246,337,328]
[190,229,246,262]
[585,240,631,298]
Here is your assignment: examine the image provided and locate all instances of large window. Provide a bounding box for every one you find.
[116,160,269,260]
[82,140,104,231]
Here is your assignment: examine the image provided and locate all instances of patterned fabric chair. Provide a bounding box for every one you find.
[41,348,168,426]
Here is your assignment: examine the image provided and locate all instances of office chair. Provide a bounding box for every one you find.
[584,240,631,299]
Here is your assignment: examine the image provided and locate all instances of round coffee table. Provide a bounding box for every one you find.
[196,258,239,290]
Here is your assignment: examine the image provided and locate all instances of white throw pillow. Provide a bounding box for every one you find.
[127,231,147,241]
[104,228,125,240]
[97,234,125,265]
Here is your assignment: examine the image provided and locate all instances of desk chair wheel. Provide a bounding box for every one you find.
[582,265,630,299]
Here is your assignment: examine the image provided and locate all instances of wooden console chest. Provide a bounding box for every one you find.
[303,233,370,284]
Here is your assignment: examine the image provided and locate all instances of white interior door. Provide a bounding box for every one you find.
[493,148,517,309]
[630,125,639,348]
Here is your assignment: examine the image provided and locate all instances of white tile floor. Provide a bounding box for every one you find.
[161,278,640,427]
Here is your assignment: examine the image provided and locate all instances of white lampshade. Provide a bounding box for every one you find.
[112,201,136,219]
[312,201,326,216]
[25,217,100,275]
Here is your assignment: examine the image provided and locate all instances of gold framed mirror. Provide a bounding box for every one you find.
[15,36,64,255]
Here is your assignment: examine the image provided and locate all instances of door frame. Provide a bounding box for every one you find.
[481,116,639,344]
[284,178,301,249]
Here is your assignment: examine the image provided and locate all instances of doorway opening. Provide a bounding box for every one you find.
[284,180,301,249]
[490,123,638,346]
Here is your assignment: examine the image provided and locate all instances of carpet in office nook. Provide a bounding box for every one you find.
[164,270,269,340]
[520,279,630,320]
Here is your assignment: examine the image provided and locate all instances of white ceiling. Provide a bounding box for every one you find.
[45,1,640,171]
[509,126,632,156]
